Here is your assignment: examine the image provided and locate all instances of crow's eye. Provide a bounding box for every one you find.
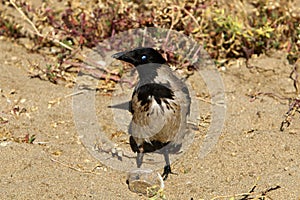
[141,55,147,61]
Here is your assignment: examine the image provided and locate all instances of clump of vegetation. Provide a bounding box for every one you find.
[0,128,36,144]
[1,0,299,73]
[0,15,24,38]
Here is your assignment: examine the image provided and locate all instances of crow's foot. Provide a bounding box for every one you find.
[162,165,177,180]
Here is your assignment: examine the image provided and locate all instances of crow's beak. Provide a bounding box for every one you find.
[112,51,127,60]
[112,50,137,66]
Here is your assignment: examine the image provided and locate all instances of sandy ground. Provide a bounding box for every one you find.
[1,18,300,200]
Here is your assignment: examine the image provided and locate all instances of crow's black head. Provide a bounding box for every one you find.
[112,47,166,67]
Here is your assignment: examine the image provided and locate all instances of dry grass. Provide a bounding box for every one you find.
[1,0,299,74]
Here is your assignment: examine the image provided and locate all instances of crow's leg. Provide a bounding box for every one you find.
[130,136,144,168]
[136,152,144,168]
[162,151,177,180]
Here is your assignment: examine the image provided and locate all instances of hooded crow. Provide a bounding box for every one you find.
[112,47,190,180]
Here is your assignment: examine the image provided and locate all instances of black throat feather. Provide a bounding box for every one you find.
[135,83,174,108]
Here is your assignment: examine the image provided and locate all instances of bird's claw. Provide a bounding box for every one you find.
[162,165,177,180]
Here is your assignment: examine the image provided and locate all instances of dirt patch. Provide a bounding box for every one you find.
[1,33,300,200]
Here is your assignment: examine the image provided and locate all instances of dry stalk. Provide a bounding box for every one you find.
[9,0,74,51]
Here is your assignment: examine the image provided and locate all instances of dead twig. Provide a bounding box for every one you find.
[50,157,103,174]
[280,60,300,131]
[289,60,300,96]
[280,97,300,131]
[210,178,280,200]
[248,92,289,103]
[248,91,300,131]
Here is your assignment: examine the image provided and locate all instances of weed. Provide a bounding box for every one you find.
[3,0,299,79]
